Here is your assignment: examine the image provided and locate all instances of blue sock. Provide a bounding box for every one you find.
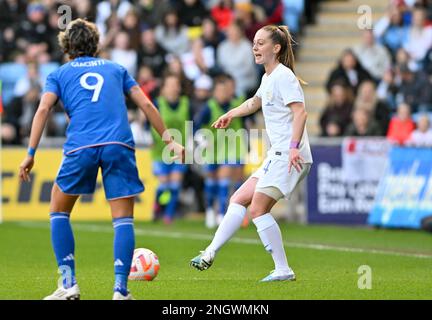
[50,212,76,289]
[205,178,217,209]
[166,182,181,219]
[218,179,231,216]
[113,217,135,296]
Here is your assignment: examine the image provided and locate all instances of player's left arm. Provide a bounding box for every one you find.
[19,92,58,182]
[288,102,307,173]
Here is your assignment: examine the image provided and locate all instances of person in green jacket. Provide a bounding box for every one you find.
[194,74,247,228]
[151,73,190,224]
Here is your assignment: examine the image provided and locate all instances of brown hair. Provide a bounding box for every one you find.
[58,18,100,59]
[261,25,306,84]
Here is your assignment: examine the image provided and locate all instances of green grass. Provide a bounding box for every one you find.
[0,220,431,300]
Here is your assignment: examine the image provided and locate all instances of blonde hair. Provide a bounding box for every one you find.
[58,18,100,59]
[261,25,306,85]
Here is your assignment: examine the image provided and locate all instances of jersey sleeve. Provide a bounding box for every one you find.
[43,71,60,97]
[122,67,138,94]
[278,72,304,106]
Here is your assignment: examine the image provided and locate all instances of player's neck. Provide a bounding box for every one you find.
[264,60,280,76]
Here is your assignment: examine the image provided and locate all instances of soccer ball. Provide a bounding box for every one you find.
[129,248,160,281]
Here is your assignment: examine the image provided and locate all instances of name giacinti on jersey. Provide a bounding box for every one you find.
[71,60,105,67]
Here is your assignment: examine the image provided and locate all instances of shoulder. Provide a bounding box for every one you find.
[275,65,299,84]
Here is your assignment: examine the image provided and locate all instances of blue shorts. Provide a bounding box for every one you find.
[56,144,145,200]
[152,161,187,176]
[204,163,244,173]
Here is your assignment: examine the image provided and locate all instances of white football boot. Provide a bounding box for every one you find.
[190,249,215,271]
[113,291,134,300]
[43,284,80,300]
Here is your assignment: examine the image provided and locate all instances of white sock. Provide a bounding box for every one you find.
[252,213,290,273]
[206,203,247,253]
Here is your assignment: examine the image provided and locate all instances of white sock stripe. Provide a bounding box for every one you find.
[50,216,70,221]
[113,222,134,228]
[252,213,276,232]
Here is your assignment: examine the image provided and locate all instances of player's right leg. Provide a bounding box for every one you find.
[203,167,218,228]
[190,176,257,271]
[101,144,144,301]
[44,183,80,300]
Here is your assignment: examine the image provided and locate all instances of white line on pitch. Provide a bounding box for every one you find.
[15,221,432,259]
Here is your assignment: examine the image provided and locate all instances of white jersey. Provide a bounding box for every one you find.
[255,63,313,163]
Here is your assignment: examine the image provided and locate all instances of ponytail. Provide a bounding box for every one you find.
[262,25,307,85]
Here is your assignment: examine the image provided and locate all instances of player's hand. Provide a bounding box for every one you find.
[169,141,185,163]
[288,149,304,173]
[19,156,35,182]
[212,113,232,129]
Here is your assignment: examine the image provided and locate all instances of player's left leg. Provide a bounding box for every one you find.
[232,165,248,227]
[44,183,80,300]
[249,191,295,282]
[109,197,135,300]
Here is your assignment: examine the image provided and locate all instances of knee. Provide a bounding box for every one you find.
[230,193,250,208]
[248,204,265,219]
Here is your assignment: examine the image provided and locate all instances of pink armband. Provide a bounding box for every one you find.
[290,141,300,149]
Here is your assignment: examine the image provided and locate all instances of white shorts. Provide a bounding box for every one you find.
[251,155,311,200]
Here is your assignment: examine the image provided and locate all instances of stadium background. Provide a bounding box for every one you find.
[1,0,432,227]
[1,0,432,301]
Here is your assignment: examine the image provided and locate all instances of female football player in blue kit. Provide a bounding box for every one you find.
[18,19,184,300]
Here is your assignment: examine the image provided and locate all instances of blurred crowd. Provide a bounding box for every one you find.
[320,0,432,147]
[0,0,317,145]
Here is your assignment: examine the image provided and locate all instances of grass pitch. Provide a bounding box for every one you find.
[0,219,431,300]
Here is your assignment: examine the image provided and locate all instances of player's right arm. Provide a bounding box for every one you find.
[212,96,262,129]
[128,85,185,162]
[19,92,58,182]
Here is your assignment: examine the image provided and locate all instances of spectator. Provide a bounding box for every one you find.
[386,102,416,145]
[96,0,132,37]
[155,9,190,56]
[136,0,171,29]
[0,0,27,30]
[16,3,50,52]
[354,80,391,134]
[121,9,141,51]
[345,107,382,137]
[1,122,20,145]
[137,65,160,100]
[396,63,432,113]
[326,49,372,95]
[377,68,399,111]
[320,83,354,136]
[181,38,216,82]
[164,55,194,97]
[235,2,266,42]
[217,21,257,96]
[374,4,410,58]
[191,73,213,116]
[130,109,152,145]
[210,0,235,30]
[177,0,210,27]
[353,29,392,81]
[110,31,137,77]
[74,0,96,21]
[323,117,344,137]
[403,4,432,69]
[253,0,283,25]
[13,62,42,98]
[200,17,225,68]
[137,28,168,78]
[406,114,432,146]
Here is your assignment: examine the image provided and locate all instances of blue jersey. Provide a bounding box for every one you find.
[44,56,137,154]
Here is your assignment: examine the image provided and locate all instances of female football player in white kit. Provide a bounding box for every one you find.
[190,25,313,282]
